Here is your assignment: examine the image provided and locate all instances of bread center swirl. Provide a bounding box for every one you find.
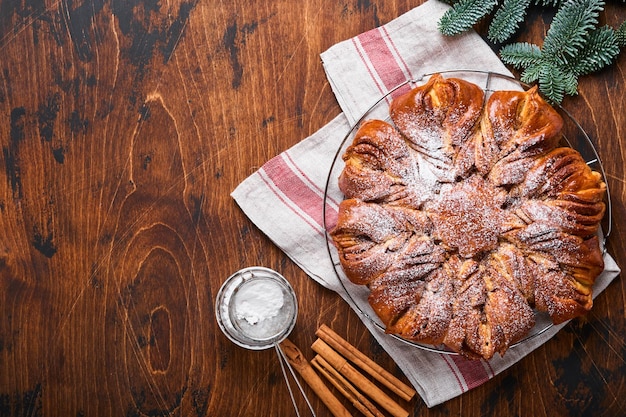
[429,175,506,258]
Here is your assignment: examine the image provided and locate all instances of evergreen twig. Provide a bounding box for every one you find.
[487,0,532,43]
[438,0,626,103]
[541,0,603,64]
[438,0,498,36]
[617,20,626,47]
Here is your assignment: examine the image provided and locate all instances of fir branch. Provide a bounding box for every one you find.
[568,26,620,75]
[438,0,499,36]
[562,69,579,96]
[488,0,532,43]
[542,0,604,63]
[538,64,568,103]
[520,61,546,84]
[436,0,625,103]
[534,0,562,7]
[617,20,626,47]
[500,42,542,67]
[500,23,620,103]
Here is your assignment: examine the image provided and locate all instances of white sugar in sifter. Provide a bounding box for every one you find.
[215,266,316,416]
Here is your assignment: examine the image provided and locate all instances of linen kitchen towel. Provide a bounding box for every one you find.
[232,0,620,407]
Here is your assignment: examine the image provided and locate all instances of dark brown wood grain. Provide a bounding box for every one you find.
[0,0,624,416]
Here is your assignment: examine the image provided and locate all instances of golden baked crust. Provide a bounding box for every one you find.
[331,74,606,360]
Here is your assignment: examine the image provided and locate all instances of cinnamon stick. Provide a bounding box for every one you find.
[316,324,416,402]
[312,339,409,417]
[311,355,385,417]
[279,338,351,417]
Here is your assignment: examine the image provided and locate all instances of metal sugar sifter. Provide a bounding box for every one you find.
[215,266,316,416]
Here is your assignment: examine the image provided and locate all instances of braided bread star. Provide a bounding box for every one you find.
[331,74,606,359]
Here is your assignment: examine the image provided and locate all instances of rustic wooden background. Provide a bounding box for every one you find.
[1,0,624,416]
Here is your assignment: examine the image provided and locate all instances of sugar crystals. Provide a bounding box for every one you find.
[232,276,293,341]
[235,279,285,325]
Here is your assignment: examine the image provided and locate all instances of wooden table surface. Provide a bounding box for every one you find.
[1,0,624,416]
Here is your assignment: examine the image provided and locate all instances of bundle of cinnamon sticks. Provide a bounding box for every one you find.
[280,325,415,417]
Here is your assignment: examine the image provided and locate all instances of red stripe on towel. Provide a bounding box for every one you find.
[381,25,415,82]
[356,27,411,97]
[352,36,386,97]
[441,354,467,392]
[283,152,340,229]
[450,356,491,390]
[261,153,338,234]
[258,170,323,237]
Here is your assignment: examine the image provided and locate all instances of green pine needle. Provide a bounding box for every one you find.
[568,26,620,75]
[438,0,499,36]
[520,61,545,84]
[562,69,580,96]
[534,0,562,7]
[539,64,568,103]
[488,0,532,43]
[617,20,626,47]
[542,0,604,63]
[500,42,543,67]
